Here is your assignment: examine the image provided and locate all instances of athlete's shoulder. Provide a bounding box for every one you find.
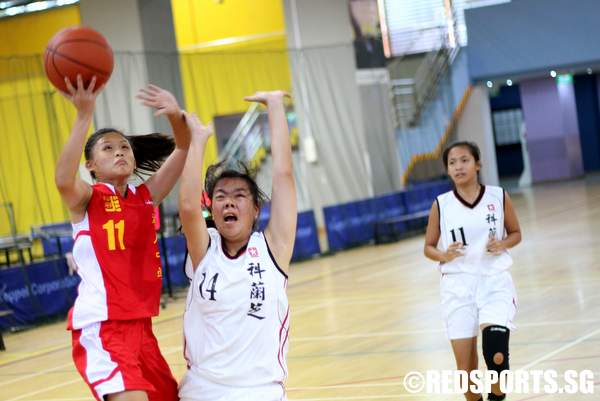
[484,184,504,192]
[436,189,455,205]
[251,230,264,241]
[206,227,222,247]
[483,185,504,201]
[127,183,153,203]
[246,231,267,253]
[255,231,288,279]
[91,182,114,194]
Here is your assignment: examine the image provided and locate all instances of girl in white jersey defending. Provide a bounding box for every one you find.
[424,142,522,401]
[55,76,190,401]
[178,91,296,401]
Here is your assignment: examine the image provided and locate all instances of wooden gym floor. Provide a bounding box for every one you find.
[1,177,599,400]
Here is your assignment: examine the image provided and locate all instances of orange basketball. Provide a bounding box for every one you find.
[44,26,113,93]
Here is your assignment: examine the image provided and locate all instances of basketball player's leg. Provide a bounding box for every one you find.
[478,271,517,400]
[72,320,157,401]
[451,337,481,401]
[441,274,482,401]
[479,324,509,400]
[139,319,178,401]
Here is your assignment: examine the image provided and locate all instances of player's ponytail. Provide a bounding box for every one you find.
[128,133,174,175]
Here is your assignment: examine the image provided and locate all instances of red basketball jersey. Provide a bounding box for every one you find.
[69,183,162,329]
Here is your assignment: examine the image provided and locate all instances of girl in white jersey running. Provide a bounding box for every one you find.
[178,91,296,401]
[424,142,522,401]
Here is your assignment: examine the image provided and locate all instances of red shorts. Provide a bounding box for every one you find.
[71,318,178,401]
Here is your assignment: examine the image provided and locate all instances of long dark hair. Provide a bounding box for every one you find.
[204,160,269,210]
[84,128,175,178]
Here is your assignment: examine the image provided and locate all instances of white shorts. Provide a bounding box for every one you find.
[179,370,287,401]
[440,271,517,340]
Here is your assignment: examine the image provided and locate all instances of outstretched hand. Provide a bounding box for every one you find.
[244,90,290,105]
[183,111,213,142]
[64,75,104,116]
[137,84,180,117]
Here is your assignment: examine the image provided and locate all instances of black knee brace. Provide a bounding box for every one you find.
[482,325,510,373]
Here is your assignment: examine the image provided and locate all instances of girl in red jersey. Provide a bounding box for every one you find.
[55,75,189,401]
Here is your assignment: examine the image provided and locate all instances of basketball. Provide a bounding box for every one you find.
[44,26,114,93]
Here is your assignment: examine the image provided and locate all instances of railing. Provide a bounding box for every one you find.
[218,102,261,164]
[387,0,464,130]
[216,104,311,211]
[400,84,473,185]
[0,202,17,238]
[390,41,457,128]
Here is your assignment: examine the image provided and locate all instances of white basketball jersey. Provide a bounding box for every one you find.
[437,185,513,275]
[183,228,290,387]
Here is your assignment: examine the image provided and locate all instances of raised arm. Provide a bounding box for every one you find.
[137,84,191,204]
[245,91,296,272]
[178,112,213,269]
[54,75,101,222]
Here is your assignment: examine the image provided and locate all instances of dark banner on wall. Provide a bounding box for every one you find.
[323,180,451,251]
[0,258,80,330]
[350,0,386,69]
[160,234,189,288]
[259,207,321,261]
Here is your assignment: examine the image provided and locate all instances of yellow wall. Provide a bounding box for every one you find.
[0,77,75,236]
[0,6,79,236]
[171,0,286,49]
[0,6,80,57]
[171,0,292,171]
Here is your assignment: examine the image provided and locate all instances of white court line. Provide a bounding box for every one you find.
[13,399,90,401]
[519,326,600,370]
[0,361,73,387]
[354,261,423,283]
[8,395,422,401]
[288,382,404,391]
[292,318,600,342]
[293,295,439,313]
[293,294,411,308]
[519,318,600,328]
[0,328,183,387]
[288,395,427,400]
[293,329,443,341]
[4,344,185,401]
[4,377,82,401]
